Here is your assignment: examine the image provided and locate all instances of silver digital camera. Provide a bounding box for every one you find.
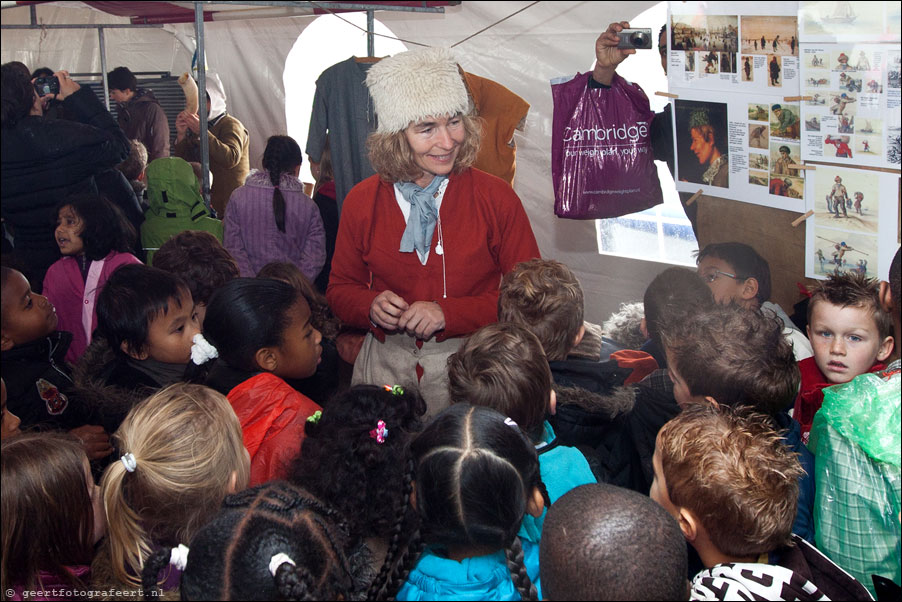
[617,28,653,50]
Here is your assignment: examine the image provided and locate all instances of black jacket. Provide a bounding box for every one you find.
[548,357,678,493]
[1,87,130,290]
[2,331,92,430]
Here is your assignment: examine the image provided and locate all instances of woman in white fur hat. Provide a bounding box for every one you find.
[326,47,540,415]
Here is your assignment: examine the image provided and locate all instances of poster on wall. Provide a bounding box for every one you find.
[804,165,900,279]
[671,90,806,211]
[800,44,901,168]
[799,1,902,43]
[668,2,801,94]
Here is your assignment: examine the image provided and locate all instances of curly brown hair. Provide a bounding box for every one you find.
[366,113,482,183]
[498,259,584,361]
[658,403,802,558]
[152,230,239,306]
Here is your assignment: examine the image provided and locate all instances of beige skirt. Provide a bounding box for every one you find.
[351,332,464,418]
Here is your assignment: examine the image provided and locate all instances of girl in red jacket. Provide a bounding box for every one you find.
[202,278,323,486]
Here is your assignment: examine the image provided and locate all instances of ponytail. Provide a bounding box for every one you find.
[102,458,152,586]
[272,182,287,233]
[261,135,303,234]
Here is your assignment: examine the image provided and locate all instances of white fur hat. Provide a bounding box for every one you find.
[366,47,469,134]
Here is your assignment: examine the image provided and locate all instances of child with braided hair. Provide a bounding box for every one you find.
[287,383,426,581]
[224,135,325,281]
[143,481,369,601]
[371,404,546,601]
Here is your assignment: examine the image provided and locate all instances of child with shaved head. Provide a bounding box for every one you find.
[651,404,871,601]
[541,483,688,601]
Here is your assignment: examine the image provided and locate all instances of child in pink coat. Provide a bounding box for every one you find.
[43,195,141,363]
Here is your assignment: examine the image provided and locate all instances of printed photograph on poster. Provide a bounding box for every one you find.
[674,99,730,188]
[770,142,802,178]
[812,228,878,278]
[671,14,738,52]
[670,88,807,212]
[748,103,769,121]
[668,2,801,94]
[701,51,720,75]
[742,56,754,81]
[805,165,900,280]
[749,124,769,148]
[749,170,768,186]
[749,152,768,170]
[799,1,901,43]
[767,55,784,87]
[770,103,801,139]
[811,169,880,233]
[800,43,900,168]
[741,16,799,56]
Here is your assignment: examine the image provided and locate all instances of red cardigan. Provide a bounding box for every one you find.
[327,168,540,341]
[227,372,321,486]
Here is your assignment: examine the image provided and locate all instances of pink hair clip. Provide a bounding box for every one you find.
[369,420,389,444]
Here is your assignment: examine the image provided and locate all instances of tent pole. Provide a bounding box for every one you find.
[98,27,111,111]
[366,9,374,57]
[194,1,212,213]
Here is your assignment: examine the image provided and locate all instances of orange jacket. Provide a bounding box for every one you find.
[227,372,321,486]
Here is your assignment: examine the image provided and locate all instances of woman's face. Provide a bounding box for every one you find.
[404,114,466,187]
[689,128,715,166]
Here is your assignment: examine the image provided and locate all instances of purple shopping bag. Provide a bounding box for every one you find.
[551,72,663,219]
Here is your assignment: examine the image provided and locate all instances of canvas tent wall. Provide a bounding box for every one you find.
[1,0,697,326]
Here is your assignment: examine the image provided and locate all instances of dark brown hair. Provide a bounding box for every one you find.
[367,113,482,183]
[152,230,239,307]
[499,259,584,361]
[644,267,714,349]
[261,135,303,233]
[256,261,340,339]
[1,432,94,594]
[447,322,551,438]
[660,302,799,415]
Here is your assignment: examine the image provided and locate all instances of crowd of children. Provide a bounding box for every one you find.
[2,48,901,602]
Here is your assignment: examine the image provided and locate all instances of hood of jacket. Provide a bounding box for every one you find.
[205,73,227,122]
[120,88,160,107]
[145,157,209,220]
[71,337,155,433]
[243,169,305,192]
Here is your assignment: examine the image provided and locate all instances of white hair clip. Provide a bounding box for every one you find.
[191,333,219,365]
[504,417,519,428]
[170,544,190,571]
[269,553,296,577]
[120,452,137,473]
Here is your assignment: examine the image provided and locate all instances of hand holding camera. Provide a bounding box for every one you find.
[594,21,637,86]
[33,70,80,101]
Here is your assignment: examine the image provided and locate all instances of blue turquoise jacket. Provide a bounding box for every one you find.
[519,421,596,543]
[397,541,541,601]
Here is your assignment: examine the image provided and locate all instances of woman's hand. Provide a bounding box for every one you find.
[398,301,445,340]
[370,290,410,331]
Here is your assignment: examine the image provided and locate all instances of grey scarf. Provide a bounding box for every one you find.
[397,175,447,261]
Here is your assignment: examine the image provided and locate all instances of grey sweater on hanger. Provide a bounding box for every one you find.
[306,57,378,213]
